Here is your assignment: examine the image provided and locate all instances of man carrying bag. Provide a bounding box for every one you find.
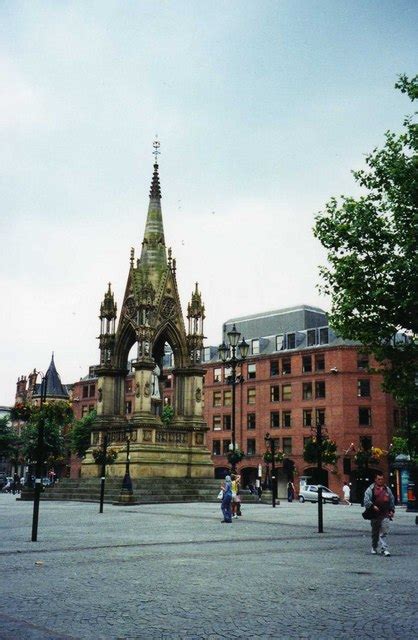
[363,472,395,556]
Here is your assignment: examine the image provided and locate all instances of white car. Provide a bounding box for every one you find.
[299,485,340,504]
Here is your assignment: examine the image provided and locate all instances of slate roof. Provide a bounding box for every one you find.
[32,354,69,399]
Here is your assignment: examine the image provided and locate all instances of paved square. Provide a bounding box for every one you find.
[0,494,417,639]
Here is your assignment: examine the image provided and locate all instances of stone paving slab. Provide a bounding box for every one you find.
[0,494,417,639]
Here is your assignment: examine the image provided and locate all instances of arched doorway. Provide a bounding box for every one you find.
[303,467,329,486]
[350,467,381,504]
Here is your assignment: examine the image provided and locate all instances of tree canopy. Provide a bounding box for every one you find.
[21,401,72,464]
[69,410,96,458]
[314,75,418,408]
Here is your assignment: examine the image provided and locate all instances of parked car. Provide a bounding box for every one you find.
[299,485,340,504]
[0,475,8,490]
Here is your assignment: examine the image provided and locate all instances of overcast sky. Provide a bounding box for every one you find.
[1,0,416,405]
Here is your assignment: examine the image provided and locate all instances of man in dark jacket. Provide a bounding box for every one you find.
[363,472,395,556]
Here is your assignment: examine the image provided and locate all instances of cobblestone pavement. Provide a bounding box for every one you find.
[0,494,417,640]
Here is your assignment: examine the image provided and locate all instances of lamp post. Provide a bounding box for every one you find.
[118,422,137,504]
[99,433,108,514]
[316,416,324,534]
[31,371,48,542]
[264,433,277,508]
[218,324,249,474]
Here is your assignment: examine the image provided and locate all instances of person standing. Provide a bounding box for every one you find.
[287,481,295,502]
[363,472,395,556]
[220,475,232,523]
[342,482,351,506]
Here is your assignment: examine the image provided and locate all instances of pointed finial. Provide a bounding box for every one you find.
[168,247,172,267]
[108,282,112,293]
[153,136,160,164]
[130,247,135,266]
[149,139,162,199]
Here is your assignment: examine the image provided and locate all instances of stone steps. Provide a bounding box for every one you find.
[41,478,222,504]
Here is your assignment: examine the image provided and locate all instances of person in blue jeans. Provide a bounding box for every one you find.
[221,475,232,523]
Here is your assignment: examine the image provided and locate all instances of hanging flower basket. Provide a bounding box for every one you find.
[10,403,32,422]
[303,437,339,465]
[354,447,386,467]
[92,447,118,465]
[263,450,284,464]
[227,448,245,464]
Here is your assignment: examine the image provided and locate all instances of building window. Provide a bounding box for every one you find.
[125,401,132,414]
[82,385,89,399]
[125,379,133,393]
[81,405,89,417]
[276,334,284,351]
[303,436,311,448]
[270,360,279,376]
[251,339,260,355]
[203,347,211,362]
[247,413,256,429]
[247,438,256,455]
[223,390,232,406]
[282,384,292,401]
[270,385,280,402]
[315,381,326,399]
[213,391,222,407]
[357,354,369,370]
[224,366,232,380]
[286,333,296,349]
[88,384,95,398]
[214,368,222,383]
[359,407,372,426]
[316,408,325,426]
[319,328,329,345]
[213,415,222,431]
[247,388,256,404]
[302,355,312,373]
[248,363,256,379]
[223,414,231,430]
[343,458,351,474]
[165,375,172,389]
[270,411,280,428]
[307,329,316,346]
[282,411,292,428]
[282,437,292,454]
[303,409,312,427]
[282,358,291,374]
[358,379,371,397]
[212,440,221,455]
[223,440,231,455]
[315,354,325,371]
[302,382,312,400]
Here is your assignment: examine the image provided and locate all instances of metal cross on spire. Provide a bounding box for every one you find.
[153,136,160,164]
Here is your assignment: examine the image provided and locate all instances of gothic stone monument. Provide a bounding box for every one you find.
[82,145,213,479]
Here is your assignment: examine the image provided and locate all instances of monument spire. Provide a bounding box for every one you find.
[140,137,166,271]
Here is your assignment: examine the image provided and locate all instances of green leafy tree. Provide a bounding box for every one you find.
[314,75,418,408]
[21,401,72,464]
[69,410,96,458]
[0,416,22,470]
[161,404,174,427]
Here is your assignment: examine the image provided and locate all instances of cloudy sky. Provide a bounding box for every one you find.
[1,0,416,405]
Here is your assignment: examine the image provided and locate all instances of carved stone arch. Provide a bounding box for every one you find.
[113,317,137,370]
[153,320,189,369]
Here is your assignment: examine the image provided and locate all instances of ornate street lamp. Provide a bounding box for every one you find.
[264,433,277,508]
[315,416,324,534]
[31,370,48,542]
[99,433,108,514]
[118,421,137,504]
[218,324,249,473]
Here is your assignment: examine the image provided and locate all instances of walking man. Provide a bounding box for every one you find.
[363,472,395,556]
[342,482,351,506]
